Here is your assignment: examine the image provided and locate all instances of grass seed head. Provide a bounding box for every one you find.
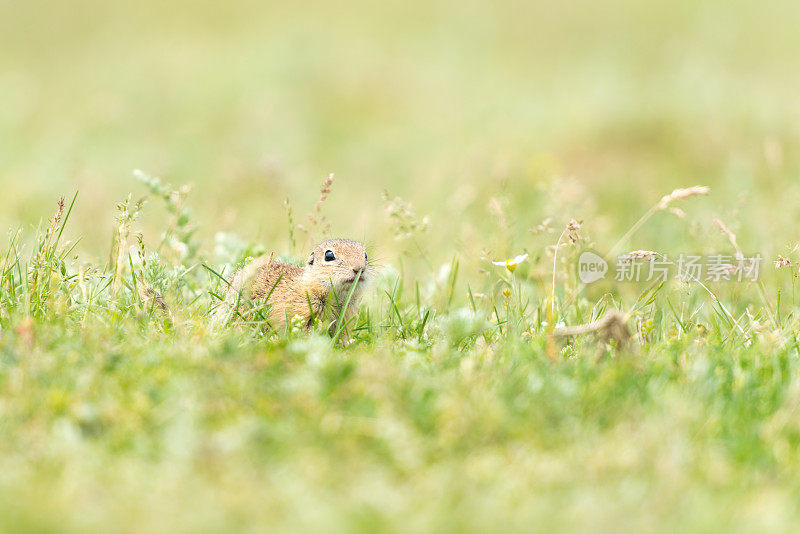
[775,256,792,269]
[619,250,661,262]
[712,217,741,255]
[566,219,582,243]
[657,185,710,210]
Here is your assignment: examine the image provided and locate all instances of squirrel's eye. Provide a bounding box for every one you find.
[364,252,368,261]
[324,250,335,261]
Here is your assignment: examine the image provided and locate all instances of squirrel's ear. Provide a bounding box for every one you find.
[307,252,314,265]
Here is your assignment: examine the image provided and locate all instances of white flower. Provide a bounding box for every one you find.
[492,253,528,273]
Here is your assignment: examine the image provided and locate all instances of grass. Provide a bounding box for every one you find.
[2,173,800,534]
[4,0,800,532]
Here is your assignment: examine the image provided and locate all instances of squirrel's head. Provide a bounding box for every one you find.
[305,239,372,293]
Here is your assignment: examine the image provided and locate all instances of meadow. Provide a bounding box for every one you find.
[3,0,800,532]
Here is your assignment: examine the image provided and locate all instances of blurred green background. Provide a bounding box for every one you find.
[2,0,800,261]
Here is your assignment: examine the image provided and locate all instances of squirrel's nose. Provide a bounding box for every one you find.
[353,266,365,274]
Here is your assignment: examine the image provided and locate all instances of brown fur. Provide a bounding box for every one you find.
[213,239,372,330]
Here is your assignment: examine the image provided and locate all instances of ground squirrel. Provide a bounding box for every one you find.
[213,238,372,330]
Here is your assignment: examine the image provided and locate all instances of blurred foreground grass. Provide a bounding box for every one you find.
[4,0,800,532]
